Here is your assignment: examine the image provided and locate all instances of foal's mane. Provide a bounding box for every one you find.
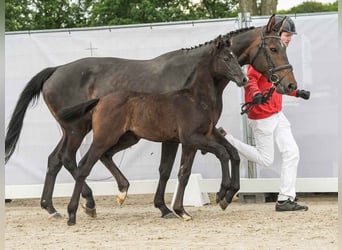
[181,26,255,51]
[181,39,215,51]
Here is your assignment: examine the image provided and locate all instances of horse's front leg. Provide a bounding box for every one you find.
[172,145,196,221]
[154,142,179,218]
[212,128,240,209]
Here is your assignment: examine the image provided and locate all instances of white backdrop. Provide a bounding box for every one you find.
[5,13,338,192]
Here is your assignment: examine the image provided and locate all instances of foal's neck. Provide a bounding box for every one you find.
[188,63,227,109]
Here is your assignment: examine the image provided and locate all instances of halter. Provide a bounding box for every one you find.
[241,28,294,115]
[250,28,293,86]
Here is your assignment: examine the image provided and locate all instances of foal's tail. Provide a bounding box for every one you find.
[5,67,58,163]
[57,99,100,122]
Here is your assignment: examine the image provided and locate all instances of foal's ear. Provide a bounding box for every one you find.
[215,35,224,49]
[265,14,284,35]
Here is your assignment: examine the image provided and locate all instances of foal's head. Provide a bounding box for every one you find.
[212,36,248,87]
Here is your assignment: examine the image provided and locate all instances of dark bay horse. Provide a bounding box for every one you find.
[5,15,296,218]
[57,36,247,225]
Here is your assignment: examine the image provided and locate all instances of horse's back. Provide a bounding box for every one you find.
[42,57,154,111]
[41,47,207,117]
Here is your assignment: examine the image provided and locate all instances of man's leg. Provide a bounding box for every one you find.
[274,112,299,201]
[225,114,277,168]
[274,112,308,211]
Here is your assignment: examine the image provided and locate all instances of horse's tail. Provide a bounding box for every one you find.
[5,67,58,163]
[57,99,100,122]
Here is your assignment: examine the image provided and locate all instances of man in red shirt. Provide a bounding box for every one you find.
[225,16,310,211]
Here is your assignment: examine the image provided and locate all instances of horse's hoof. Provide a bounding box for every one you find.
[82,203,97,218]
[116,191,127,206]
[161,212,177,219]
[48,212,63,220]
[219,198,229,210]
[67,219,76,226]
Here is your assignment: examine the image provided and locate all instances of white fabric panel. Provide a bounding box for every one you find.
[254,14,338,178]
[5,19,245,185]
[5,13,338,187]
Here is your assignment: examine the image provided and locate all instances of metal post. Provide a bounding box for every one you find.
[237,12,252,28]
[238,12,257,178]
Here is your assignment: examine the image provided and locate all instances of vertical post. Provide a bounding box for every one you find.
[237,12,252,28]
[238,11,257,178]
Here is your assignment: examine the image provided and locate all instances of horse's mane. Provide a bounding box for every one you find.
[181,26,255,51]
[222,26,255,40]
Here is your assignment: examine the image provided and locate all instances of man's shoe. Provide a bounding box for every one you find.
[275,199,308,212]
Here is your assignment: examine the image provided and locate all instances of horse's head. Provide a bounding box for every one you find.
[213,36,248,87]
[249,14,297,94]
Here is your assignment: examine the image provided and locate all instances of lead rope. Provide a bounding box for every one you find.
[240,86,275,115]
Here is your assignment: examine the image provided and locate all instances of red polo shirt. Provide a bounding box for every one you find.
[245,65,297,120]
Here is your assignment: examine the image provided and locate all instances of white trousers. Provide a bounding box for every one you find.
[226,112,299,201]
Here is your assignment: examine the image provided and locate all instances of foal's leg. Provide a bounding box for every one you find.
[182,132,232,210]
[61,132,97,217]
[154,142,179,218]
[67,145,104,226]
[172,145,196,221]
[212,128,240,209]
[100,132,140,205]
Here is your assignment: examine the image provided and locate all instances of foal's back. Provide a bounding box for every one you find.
[92,89,202,144]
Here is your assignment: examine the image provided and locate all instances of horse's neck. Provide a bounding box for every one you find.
[230,27,261,65]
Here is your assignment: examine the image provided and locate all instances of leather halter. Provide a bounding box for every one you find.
[250,28,293,86]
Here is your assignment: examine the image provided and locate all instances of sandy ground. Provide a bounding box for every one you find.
[5,193,337,250]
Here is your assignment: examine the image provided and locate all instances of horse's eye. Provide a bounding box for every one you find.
[224,57,229,61]
[270,48,277,53]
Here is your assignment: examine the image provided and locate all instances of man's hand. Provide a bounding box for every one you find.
[252,93,270,104]
[296,89,310,100]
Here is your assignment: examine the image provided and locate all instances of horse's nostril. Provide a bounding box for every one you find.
[288,82,296,91]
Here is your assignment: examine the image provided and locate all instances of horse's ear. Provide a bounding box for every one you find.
[265,14,284,35]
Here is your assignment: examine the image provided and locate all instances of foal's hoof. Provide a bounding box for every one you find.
[181,213,193,221]
[215,192,222,204]
[48,212,63,220]
[116,191,127,206]
[219,198,229,210]
[174,210,193,221]
[82,204,97,218]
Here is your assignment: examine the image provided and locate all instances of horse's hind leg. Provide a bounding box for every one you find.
[154,142,179,218]
[100,132,140,206]
[40,139,64,219]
